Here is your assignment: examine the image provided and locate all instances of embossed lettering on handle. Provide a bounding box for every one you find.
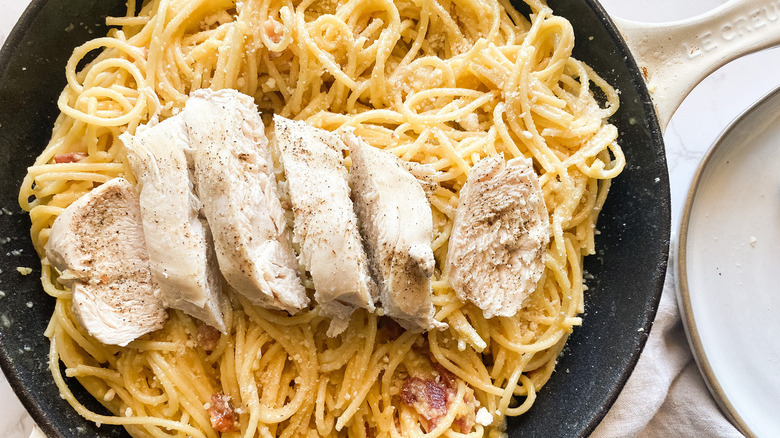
[613,0,780,131]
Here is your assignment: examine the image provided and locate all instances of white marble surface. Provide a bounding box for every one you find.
[1,0,778,437]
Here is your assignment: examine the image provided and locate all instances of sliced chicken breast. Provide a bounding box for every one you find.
[344,130,445,332]
[402,161,440,199]
[273,116,376,336]
[447,154,550,318]
[183,89,308,314]
[121,117,227,332]
[46,178,167,346]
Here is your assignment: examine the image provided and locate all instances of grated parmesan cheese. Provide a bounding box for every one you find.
[476,407,493,426]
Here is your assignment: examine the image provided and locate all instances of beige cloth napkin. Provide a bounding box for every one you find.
[592,259,743,438]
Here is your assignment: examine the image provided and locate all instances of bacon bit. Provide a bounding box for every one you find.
[99,274,108,284]
[454,416,469,433]
[197,321,221,352]
[401,377,454,429]
[53,152,87,163]
[263,18,284,44]
[401,361,477,432]
[432,362,457,389]
[208,393,239,433]
[453,389,476,433]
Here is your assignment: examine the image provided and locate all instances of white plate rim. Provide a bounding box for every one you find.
[676,85,780,438]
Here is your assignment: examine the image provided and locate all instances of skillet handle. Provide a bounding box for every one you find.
[612,0,780,131]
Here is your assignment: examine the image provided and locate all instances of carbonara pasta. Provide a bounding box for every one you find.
[18,0,624,436]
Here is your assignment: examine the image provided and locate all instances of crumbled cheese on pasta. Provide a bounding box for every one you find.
[458,113,480,131]
[476,407,493,426]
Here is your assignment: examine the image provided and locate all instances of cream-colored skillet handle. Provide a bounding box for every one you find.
[613,0,780,131]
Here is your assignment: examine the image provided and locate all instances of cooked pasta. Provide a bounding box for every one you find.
[18,0,624,436]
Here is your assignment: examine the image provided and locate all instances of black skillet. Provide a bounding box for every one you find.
[0,0,670,436]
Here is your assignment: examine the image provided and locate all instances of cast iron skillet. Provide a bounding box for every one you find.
[0,0,669,436]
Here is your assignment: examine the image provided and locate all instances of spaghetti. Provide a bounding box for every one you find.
[18,0,624,436]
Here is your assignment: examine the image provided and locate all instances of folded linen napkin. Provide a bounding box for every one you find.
[592,255,743,438]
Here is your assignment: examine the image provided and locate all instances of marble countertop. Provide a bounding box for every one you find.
[1,0,779,437]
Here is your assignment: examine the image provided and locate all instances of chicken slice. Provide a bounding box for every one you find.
[273,116,376,336]
[121,117,227,332]
[447,154,550,318]
[401,160,440,199]
[182,89,308,314]
[343,130,445,332]
[46,178,167,346]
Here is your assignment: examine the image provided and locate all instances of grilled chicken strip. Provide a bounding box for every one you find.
[344,130,445,332]
[183,89,308,314]
[273,116,377,336]
[122,117,227,332]
[46,178,167,346]
[447,154,549,318]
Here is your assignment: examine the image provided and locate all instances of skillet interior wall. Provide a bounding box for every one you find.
[0,0,670,437]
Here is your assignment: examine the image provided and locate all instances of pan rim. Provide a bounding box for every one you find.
[0,0,670,436]
[0,2,71,437]
[569,0,668,434]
